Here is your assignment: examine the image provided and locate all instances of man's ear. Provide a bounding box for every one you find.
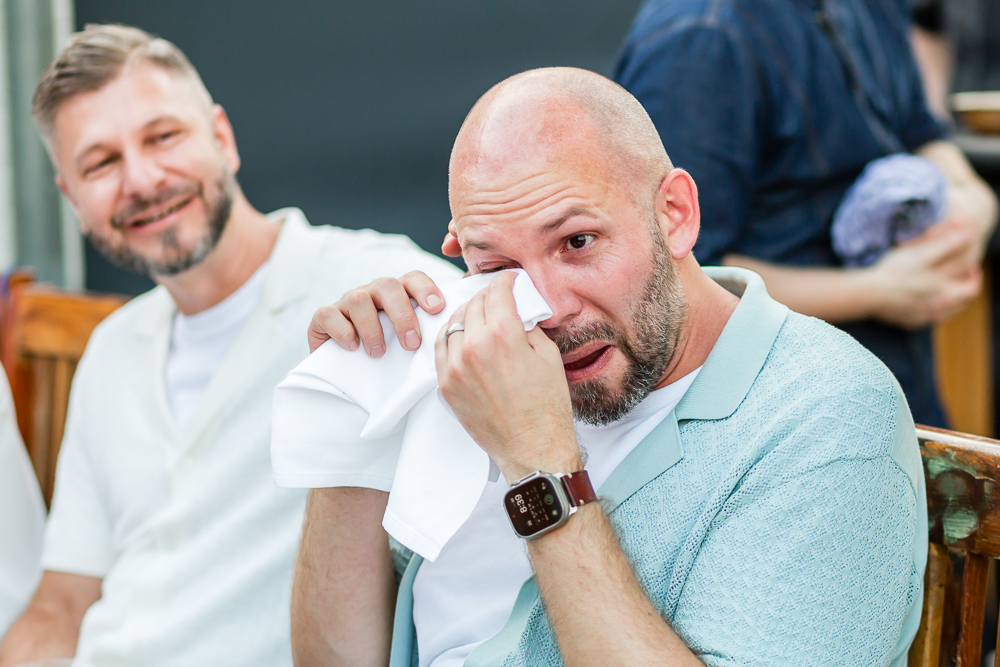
[441,219,462,257]
[655,168,700,260]
[212,104,241,175]
[55,173,79,212]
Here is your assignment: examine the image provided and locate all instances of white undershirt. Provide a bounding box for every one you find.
[413,366,702,667]
[165,262,269,433]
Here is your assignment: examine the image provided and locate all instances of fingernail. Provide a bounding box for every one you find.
[348,339,359,351]
[370,345,384,358]
[404,330,420,349]
[426,294,442,308]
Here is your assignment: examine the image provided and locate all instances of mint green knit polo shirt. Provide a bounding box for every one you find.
[388,266,926,667]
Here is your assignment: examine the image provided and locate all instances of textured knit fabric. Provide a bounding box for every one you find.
[831,154,948,267]
[387,266,926,667]
[614,0,949,429]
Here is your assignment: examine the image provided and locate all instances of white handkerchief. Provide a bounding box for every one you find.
[271,269,552,561]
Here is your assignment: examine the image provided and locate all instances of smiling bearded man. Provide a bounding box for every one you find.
[0,24,460,667]
[286,67,928,667]
[92,173,233,276]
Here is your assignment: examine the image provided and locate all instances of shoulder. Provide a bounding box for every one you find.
[741,311,914,464]
[82,286,171,357]
[62,286,172,409]
[616,0,764,90]
[309,225,464,286]
[769,311,899,397]
[619,0,763,53]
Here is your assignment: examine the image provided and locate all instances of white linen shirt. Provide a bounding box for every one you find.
[0,365,45,636]
[42,208,462,667]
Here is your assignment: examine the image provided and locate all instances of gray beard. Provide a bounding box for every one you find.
[86,172,234,278]
[552,225,686,426]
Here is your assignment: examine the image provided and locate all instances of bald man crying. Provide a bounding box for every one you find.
[292,68,925,667]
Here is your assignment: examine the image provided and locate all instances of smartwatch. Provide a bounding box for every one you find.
[504,470,597,540]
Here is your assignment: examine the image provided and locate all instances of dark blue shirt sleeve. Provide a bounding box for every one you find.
[616,24,760,267]
[886,0,947,150]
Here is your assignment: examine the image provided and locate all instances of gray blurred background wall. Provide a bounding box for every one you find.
[73,0,644,295]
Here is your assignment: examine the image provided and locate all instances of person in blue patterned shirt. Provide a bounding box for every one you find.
[614,0,998,429]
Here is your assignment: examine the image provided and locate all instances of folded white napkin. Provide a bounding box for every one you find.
[271,269,552,561]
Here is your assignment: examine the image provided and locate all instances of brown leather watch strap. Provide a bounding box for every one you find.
[561,470,597,507]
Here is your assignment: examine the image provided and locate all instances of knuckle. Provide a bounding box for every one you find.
[333,322,356,340]
[439,380,456,402]
[371,277,398,293]
[395,313,418,330]
[401,270,426,283]
[315,305,337,320]
[461,342,485,367]
[344,290,368,308]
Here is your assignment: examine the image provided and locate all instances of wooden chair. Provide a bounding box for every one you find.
[0,279,126,507]
[933,261,993,438]
[910,425,1000,667]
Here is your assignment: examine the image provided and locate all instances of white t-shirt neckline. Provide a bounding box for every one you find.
[165,261,270,434]
[414,365,703,667]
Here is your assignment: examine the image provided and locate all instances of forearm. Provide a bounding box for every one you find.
[918,140,999,246]
[528,504,703,667]
[291,487,395,667]
[909,26,952,122]
[722,254,878,323]
[0,572,100,667]
[0,608,80,667]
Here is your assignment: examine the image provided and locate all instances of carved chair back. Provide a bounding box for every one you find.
[910,426,1000,667]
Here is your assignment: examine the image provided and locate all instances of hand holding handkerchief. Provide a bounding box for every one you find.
[271,269,552,561]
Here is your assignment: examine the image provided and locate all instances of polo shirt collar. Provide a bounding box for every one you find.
[675,266,789,421]
[133,207,321,339]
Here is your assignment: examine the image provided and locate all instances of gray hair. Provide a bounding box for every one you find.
[33,24,212,137]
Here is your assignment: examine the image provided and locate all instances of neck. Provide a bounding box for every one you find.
[653,257,739,389]
[154,190,281,315]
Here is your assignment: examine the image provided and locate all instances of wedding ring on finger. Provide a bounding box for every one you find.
[445,323,465,341]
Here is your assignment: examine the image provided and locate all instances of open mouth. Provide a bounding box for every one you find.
[128,195,195,228]
[564,345,612,371]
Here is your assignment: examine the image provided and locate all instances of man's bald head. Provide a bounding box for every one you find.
[450,67,672,208]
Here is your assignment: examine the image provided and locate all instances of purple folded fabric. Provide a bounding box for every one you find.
[831,153,948,267]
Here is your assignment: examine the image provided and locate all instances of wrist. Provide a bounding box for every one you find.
[504,469,597,541]
[526,500,602,548]
[850,264,888,321]
[501,452,584,486]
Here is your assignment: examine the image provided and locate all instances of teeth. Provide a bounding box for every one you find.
[132,198,188,227]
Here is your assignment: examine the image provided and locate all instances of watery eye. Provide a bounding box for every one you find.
[566,234,593,250]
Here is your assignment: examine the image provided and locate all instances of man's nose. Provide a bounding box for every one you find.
[120,150,166,199]
[528,271,583,330]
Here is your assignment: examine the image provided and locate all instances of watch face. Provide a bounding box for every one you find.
[505,475,566,538]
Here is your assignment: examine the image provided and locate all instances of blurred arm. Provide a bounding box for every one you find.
[909,25,953,121]
[726,142,996,327]
[724,219,981,328]
[917,140,999,259]
[291,488,395,667]
[0,571,101,667]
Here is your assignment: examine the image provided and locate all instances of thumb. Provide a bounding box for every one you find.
[526,325,561,360]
